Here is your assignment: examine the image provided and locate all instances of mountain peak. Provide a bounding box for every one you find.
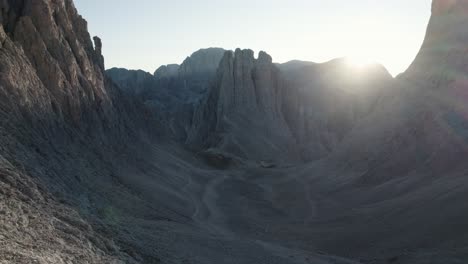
[154,64,180,79]
[258,51,273,63]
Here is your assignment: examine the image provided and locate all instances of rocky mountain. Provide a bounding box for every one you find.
[107,48,226,140]
[279,58,393,160]
[110,48,226,100]
[188,51,393,162]
[1,0,468,263]
[187,49,298,162]
[272,0,468,261]
[156,48,226,101]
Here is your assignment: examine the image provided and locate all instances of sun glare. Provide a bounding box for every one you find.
[345,55,376,69]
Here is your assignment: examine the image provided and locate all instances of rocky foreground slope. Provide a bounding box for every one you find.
[1,0,468,263]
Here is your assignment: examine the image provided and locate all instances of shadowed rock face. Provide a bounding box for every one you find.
[212,49,284,123]
[0,0,122,128]
[154,63,179,80]
[106,68,155,96]
[0,0,145,263]
[280,58,393,160]
[188,49,299,162]
[178,47,226,80]
[283,1,468,261]
[188,51,393,162]
[107,48,227,140]
[154,48,226,100]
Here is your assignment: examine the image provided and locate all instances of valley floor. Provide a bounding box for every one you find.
[91,142,468,264]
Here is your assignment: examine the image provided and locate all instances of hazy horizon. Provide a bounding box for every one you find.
[75,0,432,76]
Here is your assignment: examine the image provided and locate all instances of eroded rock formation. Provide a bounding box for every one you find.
[188,50,393,162]
[188,49,298,162]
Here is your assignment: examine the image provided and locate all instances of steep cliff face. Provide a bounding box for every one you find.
[0,0,144,262]
[0,0,117,126]
[188,49,298,162]
[213,49,284,123]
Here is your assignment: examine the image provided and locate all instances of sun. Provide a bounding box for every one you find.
[344,55,376,69]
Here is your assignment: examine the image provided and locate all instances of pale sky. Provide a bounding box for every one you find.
[74,0,432,76]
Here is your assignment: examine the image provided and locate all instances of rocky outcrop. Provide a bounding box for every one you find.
[0,0,123,129]
[188,49,298,162]
[212,49,285,123]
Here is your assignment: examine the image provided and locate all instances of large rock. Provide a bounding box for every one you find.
[188,49,298,162]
